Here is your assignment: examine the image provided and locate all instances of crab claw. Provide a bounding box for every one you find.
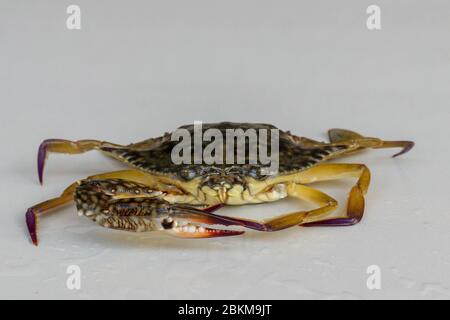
[75,179,263,239]
[170,206,268,232]
[167,206,305,237]
[161,205,267,238]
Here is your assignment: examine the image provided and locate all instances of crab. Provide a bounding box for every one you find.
[26,122,414,246]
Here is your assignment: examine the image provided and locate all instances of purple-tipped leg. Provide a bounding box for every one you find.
[37,140,51,185]
[26,208,38,246]
[392,141,415,158]
[37,138,101,185]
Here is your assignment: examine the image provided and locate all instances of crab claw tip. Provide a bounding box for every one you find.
[26,208,38,246]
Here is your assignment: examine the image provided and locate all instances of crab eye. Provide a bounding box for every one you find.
[161,217,174,229]
[180,169,196,180]
[248,168,260,179]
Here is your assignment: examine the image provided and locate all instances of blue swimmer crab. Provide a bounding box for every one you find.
[26,122,414,245]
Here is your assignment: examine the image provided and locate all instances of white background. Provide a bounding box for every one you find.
[0,1,449,299]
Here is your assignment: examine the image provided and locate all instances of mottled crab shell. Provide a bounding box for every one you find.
[101,122,349,181]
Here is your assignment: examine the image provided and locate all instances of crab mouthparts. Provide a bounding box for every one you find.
[218,187,228,203]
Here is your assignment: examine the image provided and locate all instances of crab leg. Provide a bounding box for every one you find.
[210,183,343,232]
[248,184,339,230]
[286,183,338,222]
[294,163,370,226]
[327,129,415,158]
[37,139,125,184]
[26,182,78,245]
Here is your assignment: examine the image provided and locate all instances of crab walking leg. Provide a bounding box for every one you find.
[327,129,415,158]
[37,139,123,184]
[232,184,337,232]
[352,138,414,158]
[25,182,78,245]
[294,163,370,226]
[260,184,339,230]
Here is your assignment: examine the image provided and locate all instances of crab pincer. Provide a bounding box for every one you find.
[73,179,270,239]
[162,207,247,238]
[25,202,242,246]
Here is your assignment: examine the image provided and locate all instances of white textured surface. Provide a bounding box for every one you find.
[1,1,449,299]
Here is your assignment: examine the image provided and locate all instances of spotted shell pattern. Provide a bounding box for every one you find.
[101,122,349,181]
